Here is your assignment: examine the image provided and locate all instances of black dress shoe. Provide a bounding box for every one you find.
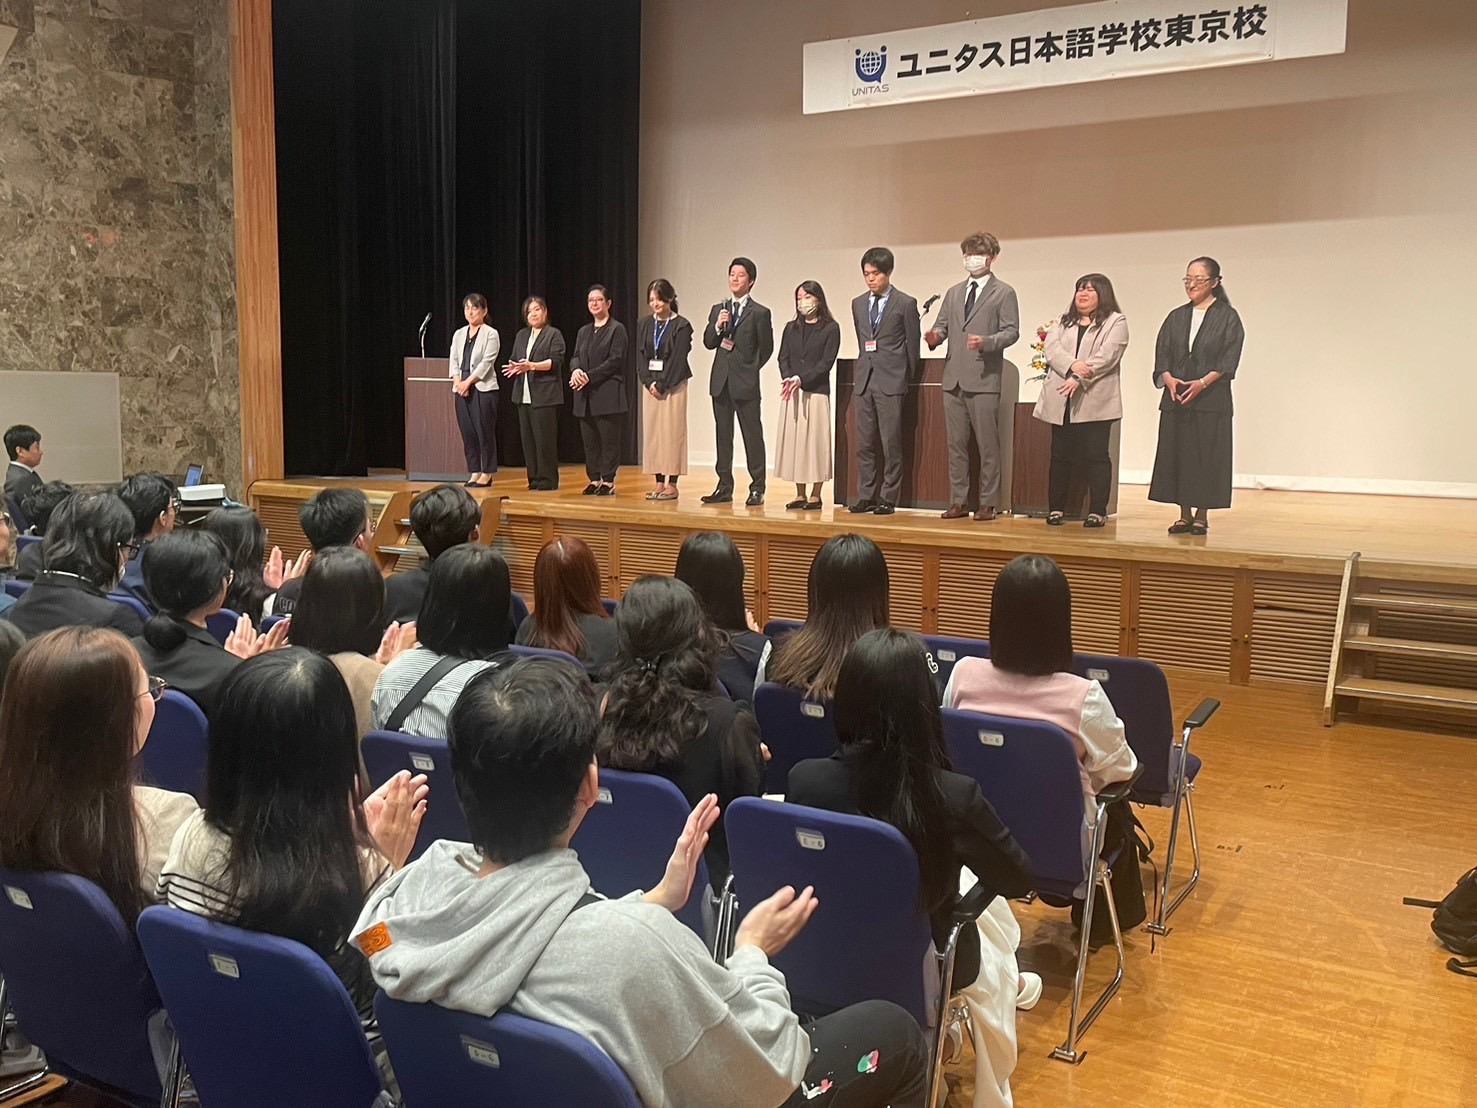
[701,488,733,504]
[848,499,877,514]
[745,491,764,507]
[873,501,896,515]
[581,483,600,495]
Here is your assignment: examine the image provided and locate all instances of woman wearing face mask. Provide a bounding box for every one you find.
[1032,274,1129,528]
[638,279,693,501]
[775,281,840,510]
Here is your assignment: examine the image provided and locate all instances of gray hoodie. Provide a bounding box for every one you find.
[354,842,810,1107]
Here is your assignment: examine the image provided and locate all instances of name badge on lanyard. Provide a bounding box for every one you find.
[864,340,878,353]
[721,338,736,351]
[648,359,664,374]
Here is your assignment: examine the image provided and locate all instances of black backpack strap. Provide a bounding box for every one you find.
[570,891,603,912]
[1448,957,1477,978]
[383,655,472,733]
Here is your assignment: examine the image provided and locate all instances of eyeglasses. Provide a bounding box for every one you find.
[119,540,144,556]
[140,676,167,703]
[169,498,182,512]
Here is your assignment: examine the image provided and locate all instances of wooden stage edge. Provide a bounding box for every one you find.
[251,467,1477,696]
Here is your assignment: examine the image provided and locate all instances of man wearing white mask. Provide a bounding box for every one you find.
[925,233,1020,521]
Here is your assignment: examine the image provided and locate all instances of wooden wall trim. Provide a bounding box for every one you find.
[231,0,284,489]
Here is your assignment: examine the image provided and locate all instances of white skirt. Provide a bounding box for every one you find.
[774,389,833,484]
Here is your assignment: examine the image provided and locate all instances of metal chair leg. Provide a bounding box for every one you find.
[1148,781,1202,936]
[0,976,49,1101]
[927,927,965,1108]
[158,1034,184,1108]
[1051,859,1126,1064]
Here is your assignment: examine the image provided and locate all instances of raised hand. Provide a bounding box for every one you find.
[364,770,430,868]
[643,794,720,913]
[264,545,286,589]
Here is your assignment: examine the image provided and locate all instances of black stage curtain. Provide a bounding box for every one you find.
[274,0,641,477]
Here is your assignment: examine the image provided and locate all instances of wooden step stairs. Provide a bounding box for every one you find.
[1324,553,1477,728]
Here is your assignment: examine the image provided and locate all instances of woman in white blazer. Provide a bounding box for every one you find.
[450,292,501,488]
[1032,274,1129,528]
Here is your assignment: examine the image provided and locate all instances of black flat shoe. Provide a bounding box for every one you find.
[1084,514,1106,528]
[463,479,478,487]
[785,498,807,510]
[470,480,493,489]
[802,499,823,511]
[582,483,599,495]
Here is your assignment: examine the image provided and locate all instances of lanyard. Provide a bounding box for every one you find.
[653,316,672,350]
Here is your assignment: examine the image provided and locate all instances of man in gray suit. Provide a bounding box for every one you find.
[925,232,1019,521]
[848,247,920,516]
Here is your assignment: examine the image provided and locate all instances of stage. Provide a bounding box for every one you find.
[250,468,1477,695]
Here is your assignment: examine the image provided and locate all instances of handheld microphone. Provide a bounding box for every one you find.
[719,298,734,334]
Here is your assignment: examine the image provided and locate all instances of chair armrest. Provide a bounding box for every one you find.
[1095,761,1144,806]
[1183,698,1221,731]
[952,880,991,926]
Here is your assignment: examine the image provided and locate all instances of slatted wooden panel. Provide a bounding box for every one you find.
[765,536,827,622]
[552,520,615,594]
[1057,558,1123,655]
[254,496,308,560]
[934,552,1011,639]
[1250,573,1339,684]
[494,516,550,599]
[879,544,927,631]
[727,532,761,616]
[616,527,685,596]
[1138,564,1236,674]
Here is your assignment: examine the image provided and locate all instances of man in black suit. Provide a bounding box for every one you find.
[702,257,774,507]
[848,248,920,515]
[4,424,44,527]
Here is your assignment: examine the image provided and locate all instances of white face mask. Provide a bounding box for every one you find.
[797,297,819,317]
[963,255,990,278]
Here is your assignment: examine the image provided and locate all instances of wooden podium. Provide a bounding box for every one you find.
[403,357,465,481]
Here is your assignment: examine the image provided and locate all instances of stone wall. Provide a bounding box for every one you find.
[0,0,239,491]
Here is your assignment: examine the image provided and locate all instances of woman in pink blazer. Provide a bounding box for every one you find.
[1032,274,1129,528]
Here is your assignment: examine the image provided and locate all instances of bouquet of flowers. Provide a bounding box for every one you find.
[1027,321,1054,383]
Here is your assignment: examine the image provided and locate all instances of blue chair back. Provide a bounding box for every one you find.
[6,494,28,534]
[572,768,709,938]
[362,730,467,860]
[15,533,41,551]
[1073,653,1176,805]
[509,643,585,668]
[941,709,1088,900]
[3,577,30,599]
[107,592,152,621]
[753,682,836,794]
[376,995,640,1107]
[204,608,240,644]
[762,617,802,641]
[136,690,210,802]
[601,596,619,615]
[261,612,287,632]
[0,869,166,1106]
[510,591,530,630]
[136,906,383,1108]
[725,798,936,1023]
[922,633,991,687]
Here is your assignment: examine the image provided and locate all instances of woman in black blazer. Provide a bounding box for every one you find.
[569,285,630,496]
[504,296,568,491]
[6,492,144,638]
[596,575,765,884]
[1148,256,1245,536]
[637,278,693,501]
[787,629,1033,1106]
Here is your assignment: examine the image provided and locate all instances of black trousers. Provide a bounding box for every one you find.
[579,413,623,483]
[516,405,560,489]
[455,388,499,473]
[1049,413,1114,517]
[779,999,930,1108]
[713,386,766,495]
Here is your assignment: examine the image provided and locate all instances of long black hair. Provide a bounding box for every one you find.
[141,530,232,652]
[767,534,890,699]
[834,628,956,913]
[418,544,511,660]
[674,531,749,633]
[41,492,133,590]
[200,506,274,619]
[989,555,1073,676]
[1187,256,1231,306]
[203,649,372,957]
[289,546,385,657]
[597,575,717,769]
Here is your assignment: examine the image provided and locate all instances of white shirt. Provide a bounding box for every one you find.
[519,328,544,405]
[965,273,992,300]
[1188,306,1209,351]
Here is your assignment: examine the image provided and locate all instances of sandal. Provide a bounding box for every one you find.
[652,488,679,501]
[1046,512,1066,526]
[1190,520,1208,536]
[1084,514,1106,528]
[1168,519,1192,535]
[645,489,663,500]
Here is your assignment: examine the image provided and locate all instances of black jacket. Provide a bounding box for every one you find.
[570,320,630,418]
[6,572,145,639]
[703,299,774,403]
[133,621,241,716]
[5,463,42,506]
[787,746,1032,988]
[1153,299,1244,414]
[637,314,694,395]
[14,541,43,581]
[778,318,841,395]
[510,327,568,408]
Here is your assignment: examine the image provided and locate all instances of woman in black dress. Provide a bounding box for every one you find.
[1148,257,1245,536]
[570,285,630,495]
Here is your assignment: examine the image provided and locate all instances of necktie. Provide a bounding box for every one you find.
[870,296,882,332]
[964,280,978,319]
[731,301,742,329]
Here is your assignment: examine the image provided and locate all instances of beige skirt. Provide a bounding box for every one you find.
[775,389,833,484]
[642,380,688,476]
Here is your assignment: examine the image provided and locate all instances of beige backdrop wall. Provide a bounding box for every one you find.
[639,0,1477,497]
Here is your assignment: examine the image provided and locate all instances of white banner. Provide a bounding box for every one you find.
[803,0,1347,114]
